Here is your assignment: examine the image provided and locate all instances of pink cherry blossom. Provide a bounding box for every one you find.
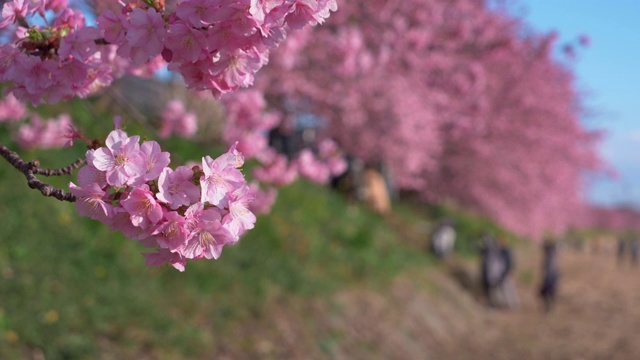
[0,0,337,104]
[0,0,339,272]
[91,129,145,187]
[158,99,198,139]
[120,185,164,229]
[120,7,166,64]
[58,26,101,62]
[153,211,189,251]
[283,0,338,30]
[200,148,246,206]
[142,249,186,272]
[253,153,298,186]
[0,93,26,122]
[69,182,114,224]
[109,207,155,241]
[0,0,29,28]
[218,142,245,169]
[318,138,347,176]
[248,183,277,215]
[224,185,256,238]
[96,9,127,44]
[175,0,220,27]
[165,22,208,63]
[14,114,74,149]
[257,0,605,239]
[156,166,200,209]
[53,8,86,28]
[182,218,235,260]
[45,0,68,12]
[295,149,330,184]
[139,140,171,182]
[77,162,107,188]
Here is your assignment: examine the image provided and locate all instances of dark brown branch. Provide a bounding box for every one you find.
[34,158,86,176]
[0,143,78,202]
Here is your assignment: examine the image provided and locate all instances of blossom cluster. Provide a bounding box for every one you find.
[69,126,256,271]
[296,138,347,184]
[0,0,113,104]
[222,89,346,184]
[0,93,27,123]
[258,0,605,239]
[0,92,81,149]
[222,88,280,158]
[221,89,347,213]
[158,99,198,139]
[0,0,337,104]
[15,113,74,149]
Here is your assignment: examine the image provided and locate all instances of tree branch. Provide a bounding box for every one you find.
[0,143,78,202]
[34,158,86,176]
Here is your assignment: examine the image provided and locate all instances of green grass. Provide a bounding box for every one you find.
[393,197,523,257]
[0,101,517,358]
[0,127,433,358]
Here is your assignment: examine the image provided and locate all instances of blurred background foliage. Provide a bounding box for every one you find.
[0,100,463,358]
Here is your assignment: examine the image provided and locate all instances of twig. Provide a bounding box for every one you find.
[0,143,79,202]
[34,158,86,176]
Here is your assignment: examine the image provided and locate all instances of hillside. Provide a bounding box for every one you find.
[0,128,637,359]
[179,239,640,360]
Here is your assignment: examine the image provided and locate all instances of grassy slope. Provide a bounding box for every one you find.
[0,98,517,358]
[0,134,433,359]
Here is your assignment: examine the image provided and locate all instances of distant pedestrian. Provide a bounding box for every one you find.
[539,240,560,313]
[480,234,498,307]
[630,237,639,266]
[495,236,519,309]
[480,233,516,308]
[617,236,627,265]
[430,219,456,259]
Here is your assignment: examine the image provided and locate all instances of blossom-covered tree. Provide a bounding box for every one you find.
[0,0,337,270]
[423,30,605,238]
[0,0,618,256]
[220,88,347,214]
[258,0,607,239]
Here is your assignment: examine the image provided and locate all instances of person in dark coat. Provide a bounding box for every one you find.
[479,234,498,307]
[480,233,516,308]
[630,236,639,266]
[540,240,560,313]
[617,236,627,266]
[496,236,518,308]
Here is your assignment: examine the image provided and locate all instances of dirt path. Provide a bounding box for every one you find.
[217,243,640,360]
[440,244,640,360]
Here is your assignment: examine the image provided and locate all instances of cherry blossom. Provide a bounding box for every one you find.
[200,152,245,206]
[14,114,75,149]
[65,125,256,270]
[0,0,338,104]
[156,166,200,209]
[91,129,145,187]
[158,99,198,139]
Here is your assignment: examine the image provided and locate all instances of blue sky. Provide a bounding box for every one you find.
[514,1,640,206]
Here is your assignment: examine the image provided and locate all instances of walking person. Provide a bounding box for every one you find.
[496,236,519,309]
[539,240,560,313]
[630,236,639,266]
[430,219,456,259]
[617,236,627,266]
[480,233,507,308]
